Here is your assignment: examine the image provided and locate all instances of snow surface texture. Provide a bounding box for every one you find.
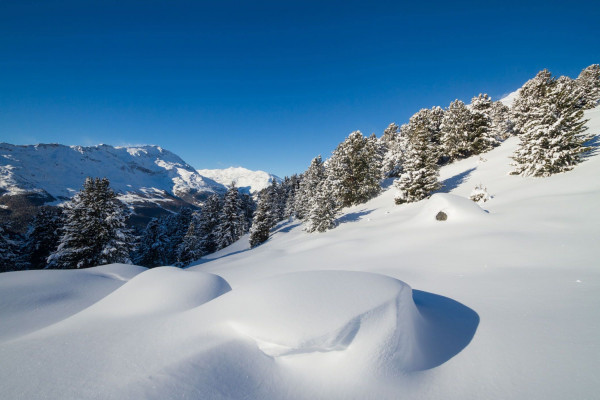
[196,166,281,194]
[0,143,225,204]
[1,106,599,399]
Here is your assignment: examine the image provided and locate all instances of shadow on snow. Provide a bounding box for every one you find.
[438,167,477,193]
[336,209,374,225]
[411,290,480,371]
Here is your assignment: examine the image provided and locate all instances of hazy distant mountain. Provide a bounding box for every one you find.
[196,166,281,194]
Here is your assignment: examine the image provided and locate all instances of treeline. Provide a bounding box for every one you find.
[0,178,256,271]
[1,65,598,270]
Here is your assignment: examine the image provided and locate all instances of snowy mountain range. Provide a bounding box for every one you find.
[196,166,281,194]
[0,143,277,227]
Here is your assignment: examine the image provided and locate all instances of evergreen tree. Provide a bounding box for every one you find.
[440,99,473,162]
[294,156,326,219]
[380,123,405,178]
[283,174,301,218]
[394,122,441,204]
[470,93,500,154]
[133,217,171,267]
[267,180,286,226]
[249,195,272,247]
[576,64,600,109]
[196,194,222,255]
[0,224,23,272]
[239,192,255,234]
[305,180,338,233]
[328,131,382,208]
[47,177,133,269]
[511,75,591,177]
[215,183,245,249]
[408,107,444,162]
[511,69,555,136]
[490,100,514,141]
[175,220,204,267]
[24,206,64,269]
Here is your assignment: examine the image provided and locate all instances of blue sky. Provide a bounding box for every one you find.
[1,0,599,177]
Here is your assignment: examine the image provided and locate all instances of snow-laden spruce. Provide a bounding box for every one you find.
[576,64,600,109]
[249,194,272,247]
[47,177,133,269]
[215,184,246,250]
[327,131,382,208]
[395,121,441,204]
[294,155,327,220]
[511,72,591,177]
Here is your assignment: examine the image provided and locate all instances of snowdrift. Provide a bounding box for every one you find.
[0,263,145,342]
[411,193,488,224]
[80,266,231,318]
[0,268,477,399]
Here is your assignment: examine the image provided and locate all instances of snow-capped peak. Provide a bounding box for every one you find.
[196,166,282,194]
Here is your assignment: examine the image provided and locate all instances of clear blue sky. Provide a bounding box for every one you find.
[1,0,599,177]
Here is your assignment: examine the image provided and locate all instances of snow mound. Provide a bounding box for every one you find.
[83,267,231,317]
[413,193,488,224]
[0,263,146,342]
[216,270,425,370]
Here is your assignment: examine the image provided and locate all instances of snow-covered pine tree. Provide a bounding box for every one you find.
[175,219,204,267]
[328,131,382,208]
[47,177,133,269]
[267,180,286,227]
[576,64,600,109]
[294,156,326,220]
[196,194,222,255]
[440,99,473,162]
[24,206,64,269]
[408,108,444,163]
[511,75,591,177]
[490,100,514,141]
[133,217,171,267]
[394,121,441,204]
[239,192,255,233]
[215,183,245,249]
[305,180,337,233]
[0,223,23,272]
[511,69,555,136]
[380,123,405,178]
[283,174,301,219]
[249,194,272,247]
[470,93,500,154]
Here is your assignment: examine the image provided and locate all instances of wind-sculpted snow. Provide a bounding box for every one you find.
[0,268,477,399]
[0,263,146,342]
[80,267,232,318]
[222,271,420,360]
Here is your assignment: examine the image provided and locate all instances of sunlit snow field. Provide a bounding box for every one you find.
[1,107,599,399]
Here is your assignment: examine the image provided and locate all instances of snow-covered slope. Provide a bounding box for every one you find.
[196,166,281,194]
[499,89,520,107]
[0,143,225,205]
[0,107,599,399]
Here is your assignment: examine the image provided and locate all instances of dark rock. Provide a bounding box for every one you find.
[436,211,447,221]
